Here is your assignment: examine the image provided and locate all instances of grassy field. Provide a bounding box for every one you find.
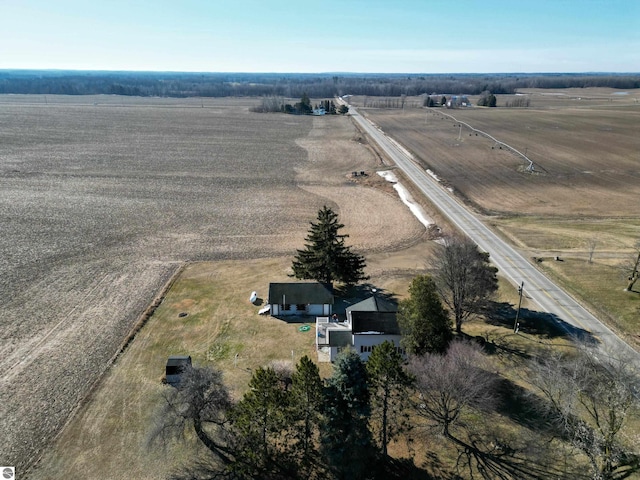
[32,257,633,479]
[29,258,330,479]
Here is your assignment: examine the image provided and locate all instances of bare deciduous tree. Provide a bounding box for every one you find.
[622,240,640,292]
[146,366,237,476]
[409,342,559,479]
[432,236,498,334]
[587,238,598,264]
[408,341,498,437]
[528,347,640,480]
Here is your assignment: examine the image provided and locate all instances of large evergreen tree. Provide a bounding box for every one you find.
[398,275,453,354]
[321,350,375,480]
[366,341,414,456]
[289,355,325,478]
[230,367,291,478]
[292,206,368,285]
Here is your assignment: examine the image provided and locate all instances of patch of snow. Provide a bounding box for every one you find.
[377,170,398,183]
[426,169,441,182]
[377,170,433,229]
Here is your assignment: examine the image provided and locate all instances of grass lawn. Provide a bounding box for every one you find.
[34,255,630,479]
[31,257,332,479]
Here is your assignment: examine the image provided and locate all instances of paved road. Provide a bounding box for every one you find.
[346,103,638,361]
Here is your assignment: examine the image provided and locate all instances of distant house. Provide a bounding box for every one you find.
[316,295,403,362]
[312,107,326,116]
[447,95,471,108]
[268,282,334,317]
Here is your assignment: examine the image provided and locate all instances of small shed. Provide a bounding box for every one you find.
[165,355,192,386]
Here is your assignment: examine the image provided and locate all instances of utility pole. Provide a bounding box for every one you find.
[513,282,524,332]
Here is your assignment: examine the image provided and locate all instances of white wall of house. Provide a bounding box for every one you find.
[328,346,344,362]
[353,334,403,361]
[271,303,330,316]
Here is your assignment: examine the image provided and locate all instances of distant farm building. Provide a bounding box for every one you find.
[447,95,471,108]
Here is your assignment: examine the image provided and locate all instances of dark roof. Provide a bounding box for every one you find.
[327,329,352,347]
[268,282,334,305]
[351,311,400,335]
[166,355,192,367]
[346,295,397,313]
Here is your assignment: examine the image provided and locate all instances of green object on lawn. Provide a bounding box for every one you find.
[298,325,310,332]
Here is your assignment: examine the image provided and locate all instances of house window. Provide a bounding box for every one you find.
[296,304,306,311]
[360,345,376,353]
[281,304,291,311]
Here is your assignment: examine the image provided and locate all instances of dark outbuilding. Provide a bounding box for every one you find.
[165,355,192,386]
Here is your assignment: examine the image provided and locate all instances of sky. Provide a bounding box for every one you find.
[1,0,638,73]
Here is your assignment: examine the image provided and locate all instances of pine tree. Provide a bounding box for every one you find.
[398,275,453,354]
[289,356,325,478]
[366,341,414,456]
[230,367,290,477]
[292,206,368,285]
[321,350,375,480]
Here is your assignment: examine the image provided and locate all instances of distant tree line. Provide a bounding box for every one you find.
[504,96,531,107]
[1,70,639,98]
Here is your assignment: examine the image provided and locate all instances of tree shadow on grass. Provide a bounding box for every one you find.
[485,301,599,346]
[494,377,561,436]
[376,455,441,480]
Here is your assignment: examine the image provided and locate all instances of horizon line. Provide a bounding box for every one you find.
[1,68,639,76]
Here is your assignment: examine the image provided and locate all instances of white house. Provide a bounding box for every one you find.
[268,282,334,317]
[316,295,403,362]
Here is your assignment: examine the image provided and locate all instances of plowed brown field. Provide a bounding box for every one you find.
[354,89,640,219]
[0,95,424,474]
